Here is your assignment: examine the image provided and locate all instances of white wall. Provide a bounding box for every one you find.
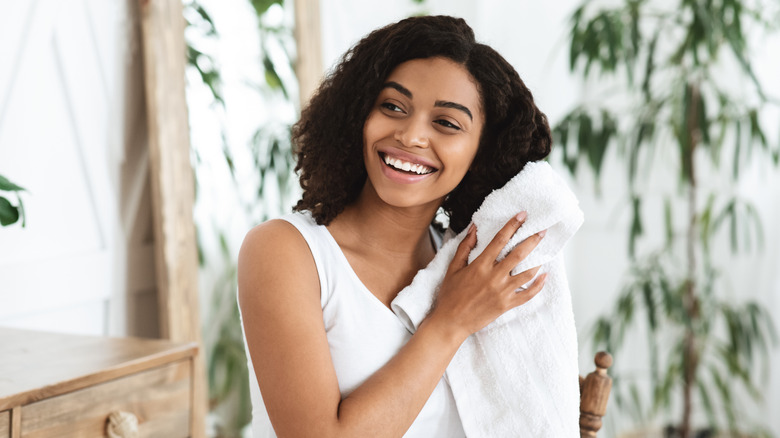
[6,0,770,433]
[0,0,157,338]
[318,1,780,435]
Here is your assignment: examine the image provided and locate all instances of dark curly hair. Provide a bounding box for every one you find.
[292,15,552,232]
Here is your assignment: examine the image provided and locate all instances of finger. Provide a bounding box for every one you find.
[478,212,527,264]
[446,223,477,275]
[512,273,547,306]
[497,229,546,273]
[510,266,542,291]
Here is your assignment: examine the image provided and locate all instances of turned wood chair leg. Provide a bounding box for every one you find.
[579,352,613,437]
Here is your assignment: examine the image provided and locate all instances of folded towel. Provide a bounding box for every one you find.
[391,160,583,437]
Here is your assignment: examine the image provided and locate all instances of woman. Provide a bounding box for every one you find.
[239,15,552,437]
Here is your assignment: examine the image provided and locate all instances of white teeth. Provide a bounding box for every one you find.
[382,154,433,175]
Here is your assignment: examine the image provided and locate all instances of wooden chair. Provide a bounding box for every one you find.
[579,351,613,437]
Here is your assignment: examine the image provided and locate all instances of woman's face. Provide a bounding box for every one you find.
[362,57,484,211]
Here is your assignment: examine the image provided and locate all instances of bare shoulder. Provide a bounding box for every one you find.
[237,218,319,307]
[238,219,340,435]
[238,218,311,266]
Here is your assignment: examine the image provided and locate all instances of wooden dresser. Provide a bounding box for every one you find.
[0,327,198,437]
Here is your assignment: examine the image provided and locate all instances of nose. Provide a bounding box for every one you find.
[394,117,430,149]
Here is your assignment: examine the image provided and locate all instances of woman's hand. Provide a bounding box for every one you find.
[428,212,547,341]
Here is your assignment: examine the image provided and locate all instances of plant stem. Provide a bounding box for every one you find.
[680,82,701,438]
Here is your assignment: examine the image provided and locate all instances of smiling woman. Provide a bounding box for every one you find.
[363,57,483,210]
[238,15,553,438]
[291,15,550,233]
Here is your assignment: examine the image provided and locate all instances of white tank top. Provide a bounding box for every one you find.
[242,211,465,438]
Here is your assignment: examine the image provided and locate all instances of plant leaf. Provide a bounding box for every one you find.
[0,174,25,192]
[588,111,615,180]
[250,0,283,17]
[16,194,26,227]
[0,196,20,226]
[629,195,643,257]
[697,378,718,429]
[664,197,674,249]
[699,194,716,252]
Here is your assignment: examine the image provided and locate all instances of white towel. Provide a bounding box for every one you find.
[391,160,583,437]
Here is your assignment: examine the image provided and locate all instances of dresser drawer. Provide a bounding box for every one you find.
[20,359,191,438]
[0,410,9,437]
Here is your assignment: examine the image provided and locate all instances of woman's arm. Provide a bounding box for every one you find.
[238,215,545,438]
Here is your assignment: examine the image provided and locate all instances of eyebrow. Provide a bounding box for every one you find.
[382,81,474,121]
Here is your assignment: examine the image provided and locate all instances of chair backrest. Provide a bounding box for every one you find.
[579,352,613,437]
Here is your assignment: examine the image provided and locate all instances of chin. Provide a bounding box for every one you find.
[373,186,443,211]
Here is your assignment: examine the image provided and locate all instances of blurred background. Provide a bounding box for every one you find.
[1,0,778,437]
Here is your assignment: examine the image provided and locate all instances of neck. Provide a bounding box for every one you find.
[329,182,440,257]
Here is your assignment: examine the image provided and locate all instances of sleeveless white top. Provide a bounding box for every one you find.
[242,211,465,438]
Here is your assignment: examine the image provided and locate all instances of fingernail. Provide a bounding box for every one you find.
[516,211,527,222]
[469,223,476,234]
[537,229,547,238]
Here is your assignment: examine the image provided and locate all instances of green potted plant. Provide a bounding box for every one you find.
[0,174,26,227]
[555,0,779,436]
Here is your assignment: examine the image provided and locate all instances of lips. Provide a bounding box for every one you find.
[381,154,436,175]
[378,150,439,177]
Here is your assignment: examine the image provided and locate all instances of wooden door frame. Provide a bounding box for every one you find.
[137,0,324,435]
[138,0,206,436]
[294,0,324,108]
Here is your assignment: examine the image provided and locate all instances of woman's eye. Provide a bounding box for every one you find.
[381,103,403,113]
[435,119,461,130]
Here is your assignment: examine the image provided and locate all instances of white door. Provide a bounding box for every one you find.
[0,0,156,337]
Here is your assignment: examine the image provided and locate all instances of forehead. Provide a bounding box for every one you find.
[384,58,482,113]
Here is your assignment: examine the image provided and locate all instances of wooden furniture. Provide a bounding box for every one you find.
[0,327,198,438]
[579,351,614,437]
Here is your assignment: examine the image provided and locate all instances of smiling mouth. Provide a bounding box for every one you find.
[379,152,437,175]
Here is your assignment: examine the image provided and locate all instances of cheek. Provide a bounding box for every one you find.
[457,140,480,171]
[464,131,482,168]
